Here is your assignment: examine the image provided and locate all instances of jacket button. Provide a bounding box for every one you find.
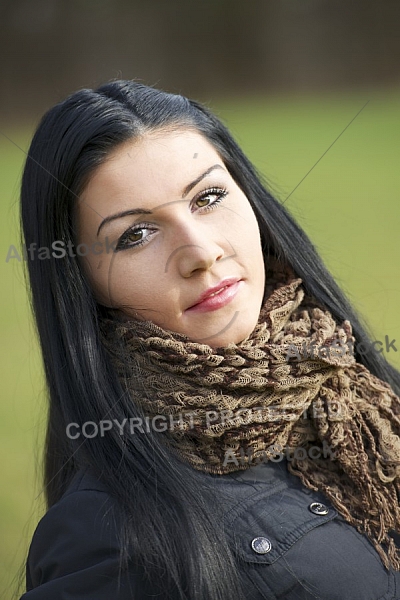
[309,502,329,515]
[251,537,272,554]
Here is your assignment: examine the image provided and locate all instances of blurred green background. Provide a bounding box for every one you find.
[1,1,400,597]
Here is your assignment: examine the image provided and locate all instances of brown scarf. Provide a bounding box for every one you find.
[100,262,400,570]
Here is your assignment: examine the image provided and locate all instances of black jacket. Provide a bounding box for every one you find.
[21,459,400,599]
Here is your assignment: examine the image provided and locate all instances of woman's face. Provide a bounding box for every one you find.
[77,129,265,348]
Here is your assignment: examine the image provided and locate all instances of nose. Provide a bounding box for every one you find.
[166,221,224,278]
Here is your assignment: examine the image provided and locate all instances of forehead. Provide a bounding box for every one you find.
[83,129,224,199]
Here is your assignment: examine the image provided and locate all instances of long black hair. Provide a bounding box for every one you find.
[20,80,400,599]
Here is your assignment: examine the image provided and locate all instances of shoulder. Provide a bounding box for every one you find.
[21,469,150,599]
[27,469,118,572]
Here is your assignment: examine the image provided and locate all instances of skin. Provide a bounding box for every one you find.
[76,129,265,348]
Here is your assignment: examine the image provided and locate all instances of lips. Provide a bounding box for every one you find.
[186,277,242,313]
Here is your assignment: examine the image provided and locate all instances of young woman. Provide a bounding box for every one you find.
[20,80,400,599]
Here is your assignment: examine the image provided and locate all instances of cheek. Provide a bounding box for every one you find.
[81,258,114,305]
[80,252,124,307]
[240,207,264,261]
[86,255,166,311]
[245,212,265,287]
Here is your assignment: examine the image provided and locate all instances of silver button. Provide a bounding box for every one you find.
[309,502,329,515]
[251,536,272,554]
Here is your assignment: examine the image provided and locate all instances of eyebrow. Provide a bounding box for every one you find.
[181,164,224,197]
[97,208,152,237]
[96,164,225,237]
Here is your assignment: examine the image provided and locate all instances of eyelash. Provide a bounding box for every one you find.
[115,223,156,251]
[192,186,228,212]
[115,186,228,252]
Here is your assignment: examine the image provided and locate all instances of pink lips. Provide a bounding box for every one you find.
[186,278,242,313]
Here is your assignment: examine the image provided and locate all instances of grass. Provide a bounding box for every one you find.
[1,88,399,597]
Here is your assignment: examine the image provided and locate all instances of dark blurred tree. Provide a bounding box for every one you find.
[0,0,399,120]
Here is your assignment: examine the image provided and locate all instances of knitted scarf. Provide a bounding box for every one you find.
[99,261,400,570]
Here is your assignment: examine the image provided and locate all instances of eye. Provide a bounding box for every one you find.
[115,223,156,251]
[192,187,228,212]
